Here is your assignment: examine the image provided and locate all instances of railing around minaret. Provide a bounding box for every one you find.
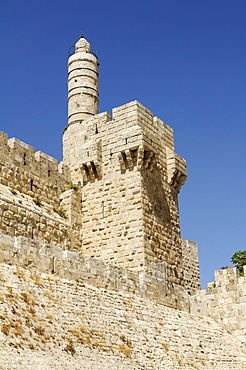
[68,45,98,59]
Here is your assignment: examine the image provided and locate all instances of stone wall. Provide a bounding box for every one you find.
[0,262,246,369]
[0,182,82,251]
[0,124,199,296]
[182,239,201,295]
[0,131,69,207]
[0,230,189,312]
[191,266,246,343]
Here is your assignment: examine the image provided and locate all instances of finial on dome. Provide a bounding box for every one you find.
[75,34,90,53]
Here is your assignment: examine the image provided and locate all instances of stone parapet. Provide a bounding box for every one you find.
[191,266,246,342]
[0,131,69,208]
[0,183,82,250]
[0,230,189,312]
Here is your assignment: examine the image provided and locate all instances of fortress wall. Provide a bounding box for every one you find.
[0,131,69,208]
[182,239,201,295]
[80,170,145,269]
[0,183,82,250]
[1,262,246,369]
[191,266,246,342]
[141,167,184,285]
[0,229,189,312]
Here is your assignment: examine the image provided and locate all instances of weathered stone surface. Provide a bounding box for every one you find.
[0,263,246,369]
[191,266,246,343]
[63,99,188,285]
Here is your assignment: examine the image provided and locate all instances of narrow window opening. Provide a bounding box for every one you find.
[125,138,128,144]
[30,180,33,191]
[95,124,98,134]
[102,200,105,218]
[23,153,26,166]
[48,169,51,177]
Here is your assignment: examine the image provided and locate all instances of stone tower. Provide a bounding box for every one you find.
[63,36,188,286]
[67,35,99,127]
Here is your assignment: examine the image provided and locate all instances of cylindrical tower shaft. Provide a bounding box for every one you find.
[67,35,99,126]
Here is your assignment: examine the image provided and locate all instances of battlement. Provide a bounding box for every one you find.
[63,100,186,189]
[214,265,244,286]
[0,132,83,250]
[0,131,69,207]
[191,267,246,342]
[112,101,175,159]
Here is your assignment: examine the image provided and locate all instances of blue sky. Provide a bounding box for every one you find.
[1,0,245,288]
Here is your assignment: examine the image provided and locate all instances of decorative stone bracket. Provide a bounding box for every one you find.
[82,161,101,182]
[167,151,187,193]
[169,170,187,192]
[118,145,156,172]
[78,139,102,183]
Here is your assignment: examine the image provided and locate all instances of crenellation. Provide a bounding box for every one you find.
[0,134,69,208]
[191,266,246,342]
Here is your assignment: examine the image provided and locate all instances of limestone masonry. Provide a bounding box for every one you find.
[0,35,245,368]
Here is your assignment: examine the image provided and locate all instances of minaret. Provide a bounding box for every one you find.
[67,34,99,126]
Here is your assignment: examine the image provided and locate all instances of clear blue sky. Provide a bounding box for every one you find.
[1,0,245,288]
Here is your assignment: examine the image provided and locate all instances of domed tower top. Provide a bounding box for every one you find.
[67,34,99,127]
[75,34,91,53]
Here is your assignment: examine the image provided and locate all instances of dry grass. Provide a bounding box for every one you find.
[30,275,44,286]
[43,291,54,299]
[28,306,36,315]
[1,320,25,337]
[34,326,45,336]
[177,358,182,366]
[68,326,92,344]
[13,324,25,336]
[69,325,91,335]
[1,324,10,335]
[16,268,25,280]
[119,334,132,347]
[64,341,76,355]
[161,342,169,351]
[20,292,35,305]
[9,341,23,348]
[90,339,110,352]
[118,343,132,357]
